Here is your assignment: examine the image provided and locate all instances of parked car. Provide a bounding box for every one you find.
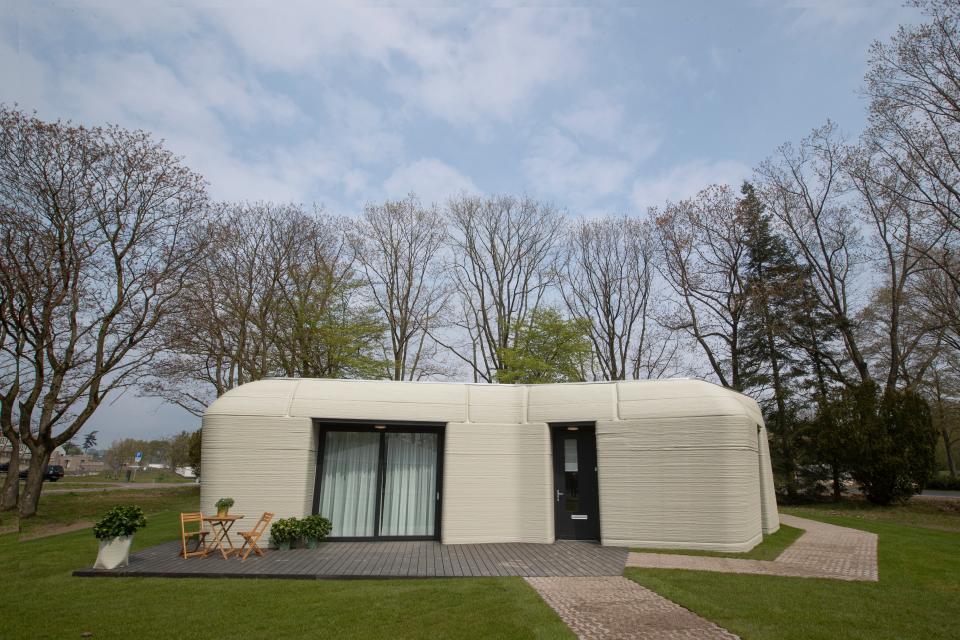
[16,464,64,482]
[0,462,8,474]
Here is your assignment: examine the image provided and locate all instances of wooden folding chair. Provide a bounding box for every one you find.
[238,512,274,561]
[180,512,210,558]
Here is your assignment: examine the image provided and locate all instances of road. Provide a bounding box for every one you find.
[918,489,960,500]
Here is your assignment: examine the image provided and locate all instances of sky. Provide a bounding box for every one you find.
[0,0,920,445]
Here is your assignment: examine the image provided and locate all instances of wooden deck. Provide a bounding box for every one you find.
[74,540,629,580]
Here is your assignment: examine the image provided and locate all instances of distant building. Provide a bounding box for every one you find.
[50,448,105,474]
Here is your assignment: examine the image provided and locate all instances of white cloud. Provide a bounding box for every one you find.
[383,158,479,206]
[209,3,592,125]
[777,0,907,33]
[630,159,750,210]
[523,127,634,204]
[523,94,660,208]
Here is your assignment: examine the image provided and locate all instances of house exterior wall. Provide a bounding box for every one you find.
[202,378,779,550]
[442,422,553,544]
[200,414,316,522]
[596,416,763,550]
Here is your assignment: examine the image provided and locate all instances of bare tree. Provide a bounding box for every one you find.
[560,215,674,380]
[847,144,939,390]
[653,185,751,390]
[148,203,290,414]
[864,0,960,297]
[149,204,363,414]
[757,123,872,387]
[349,195,448,381]
[0,107,208,516]
[444,194,562,382]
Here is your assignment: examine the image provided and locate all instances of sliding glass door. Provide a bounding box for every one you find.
[317,431,380,537]
[315,425,442,539]
[381,432,438,536]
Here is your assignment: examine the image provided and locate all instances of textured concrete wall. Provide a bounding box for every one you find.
[202,378,779,550]
[757,423,780,534]
[200,414,316,527]
[442,422,553,544]
[596,416,763,550]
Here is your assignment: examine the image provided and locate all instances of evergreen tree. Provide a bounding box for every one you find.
[738,182,810,498]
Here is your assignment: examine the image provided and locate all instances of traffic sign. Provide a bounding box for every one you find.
[134,451,142,463]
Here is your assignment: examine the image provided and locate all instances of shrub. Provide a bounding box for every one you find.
[301,515,332,540]
[214,497,234,510]
[270,517,300,545]
[926,477,960,490]
[93,505,147,539]
[823,382,937,505]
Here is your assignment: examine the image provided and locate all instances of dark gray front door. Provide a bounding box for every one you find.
[551,424,600,540]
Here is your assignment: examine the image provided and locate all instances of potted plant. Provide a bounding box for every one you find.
[215,497,234,518]
[270,517,300,551]
[93,505,147,570]
[300,515,332,549]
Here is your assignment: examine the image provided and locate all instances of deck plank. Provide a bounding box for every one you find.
[75,540,629,580]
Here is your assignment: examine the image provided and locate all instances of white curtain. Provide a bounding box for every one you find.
[380,432,437,536]
[319,431,380,537]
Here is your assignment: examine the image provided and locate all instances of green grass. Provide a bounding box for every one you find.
[58,469,195,484]
[626,506,960,640]
[783,497,960,532]
[0,486,201,537]
[1,490,573,640]
[630,524,804,560]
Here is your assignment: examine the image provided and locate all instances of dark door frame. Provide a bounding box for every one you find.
[550,422,601,541]
[311,418,445,541]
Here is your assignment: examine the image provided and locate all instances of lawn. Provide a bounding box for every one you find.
[630,524,803,560]
[1,489,573,640]
[625,502,960,640]
[58,469,196,484]
[784,496,960,532]
[0,485,201,537]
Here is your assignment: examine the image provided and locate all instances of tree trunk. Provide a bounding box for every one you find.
[18,449,51,518]
[1,438,20,511]
[943,429,957,480]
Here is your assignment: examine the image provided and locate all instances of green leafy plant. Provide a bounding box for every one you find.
[215,497,234,511]
[301,515,332,540]
[92,505,147,540]
[270,517,301,547]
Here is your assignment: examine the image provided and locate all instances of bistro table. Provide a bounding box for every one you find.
[203,515,244,559]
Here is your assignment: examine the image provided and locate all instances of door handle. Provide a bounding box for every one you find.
[556,490,564,502]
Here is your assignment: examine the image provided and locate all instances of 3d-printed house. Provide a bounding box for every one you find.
[201,378,779,551]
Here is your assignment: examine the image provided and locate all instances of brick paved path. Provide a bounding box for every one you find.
[626,514,878,582]
[526,576,739,640]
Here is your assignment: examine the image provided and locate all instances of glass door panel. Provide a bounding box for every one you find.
[380,432,438,536]
[563,437,580,512]
[318,431,380,537]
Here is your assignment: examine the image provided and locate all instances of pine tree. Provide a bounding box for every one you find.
[738,182,811,498]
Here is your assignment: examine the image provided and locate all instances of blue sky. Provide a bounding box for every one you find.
[0,0,918,444]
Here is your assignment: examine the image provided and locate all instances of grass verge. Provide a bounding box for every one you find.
[2,490,572,640]
[783,496,960,532]
[626,506,960,640]
[58,470,195,484]
[1,486,200,537]
[630,524,803,560]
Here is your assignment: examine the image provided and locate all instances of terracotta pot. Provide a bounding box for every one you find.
[94,535,133,570]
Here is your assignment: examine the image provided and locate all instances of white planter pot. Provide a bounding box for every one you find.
[94,535,133,570]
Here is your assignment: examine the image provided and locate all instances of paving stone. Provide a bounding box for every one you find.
[526,576,739,640]
[625,515,878,582]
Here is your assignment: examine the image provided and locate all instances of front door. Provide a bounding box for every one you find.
[551,424,600,540]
